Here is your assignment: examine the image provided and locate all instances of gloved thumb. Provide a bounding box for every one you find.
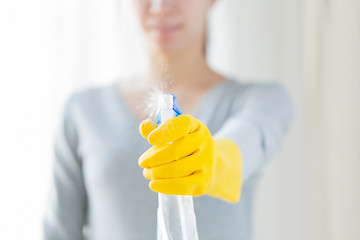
[139,118,158,141]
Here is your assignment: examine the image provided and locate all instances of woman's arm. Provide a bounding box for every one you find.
[137,82,293,203]
[43,95,87,240]
[214,82,294,183]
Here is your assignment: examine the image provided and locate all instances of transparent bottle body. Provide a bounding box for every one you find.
[157,99,199,240]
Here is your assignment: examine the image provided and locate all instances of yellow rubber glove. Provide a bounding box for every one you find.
[138,114,243,203]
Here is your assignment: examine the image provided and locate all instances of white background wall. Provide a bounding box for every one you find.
[0,0,359,239]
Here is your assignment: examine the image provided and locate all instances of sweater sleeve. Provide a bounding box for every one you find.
[214,82,294,183]
[43,94,87,240]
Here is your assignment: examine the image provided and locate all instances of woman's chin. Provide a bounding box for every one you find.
[146,29,185,54]
[148,37,184,54]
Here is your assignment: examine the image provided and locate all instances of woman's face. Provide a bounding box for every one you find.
[134,0,214,53]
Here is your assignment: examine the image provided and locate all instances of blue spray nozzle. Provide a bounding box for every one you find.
[171,94,183,116]
[156,94,183,125]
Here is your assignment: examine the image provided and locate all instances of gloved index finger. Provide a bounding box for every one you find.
[148,114,200,145]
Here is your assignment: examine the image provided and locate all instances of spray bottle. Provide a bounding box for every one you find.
[156,94,199,240]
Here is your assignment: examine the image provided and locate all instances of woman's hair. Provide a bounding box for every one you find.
[204,21,209,58]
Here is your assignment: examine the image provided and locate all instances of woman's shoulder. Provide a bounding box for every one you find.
[226,78,289,94]
[224,78,293,117]
[226,78,292,102]
[60,81,118,122]
[68,83,113,105]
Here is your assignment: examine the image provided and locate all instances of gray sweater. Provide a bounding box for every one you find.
[43,78,293,240]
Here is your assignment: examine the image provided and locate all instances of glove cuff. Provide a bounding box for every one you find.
[206,138,243,203]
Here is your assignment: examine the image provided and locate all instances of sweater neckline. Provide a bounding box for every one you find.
[109,78,231,127]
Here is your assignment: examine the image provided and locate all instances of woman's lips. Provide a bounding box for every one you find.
[149,24,181,38]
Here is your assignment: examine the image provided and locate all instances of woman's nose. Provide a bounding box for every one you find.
[149,0,174,13]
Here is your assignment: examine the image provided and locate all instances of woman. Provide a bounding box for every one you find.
[43,0,293,239]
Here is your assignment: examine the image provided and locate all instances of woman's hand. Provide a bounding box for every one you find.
[138,114,243,203]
